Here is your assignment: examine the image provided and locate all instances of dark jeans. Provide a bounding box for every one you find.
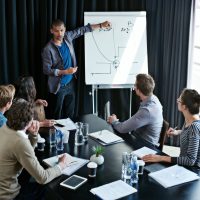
[53,79,75,120]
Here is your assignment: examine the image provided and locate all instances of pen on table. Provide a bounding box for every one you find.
[99,130,102,135]
[67,161,78,167]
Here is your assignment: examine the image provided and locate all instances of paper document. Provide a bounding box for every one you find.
[54,118,76,130]
[89,130,124,145]
[132,147,157,158]
[149,165,199,188]
[43,153,89,176]
[90,180,137,200]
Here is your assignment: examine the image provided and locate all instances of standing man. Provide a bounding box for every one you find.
[42,19,111,120]
[107,74,163,146]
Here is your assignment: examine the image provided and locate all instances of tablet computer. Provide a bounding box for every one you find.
[60,175,87,190]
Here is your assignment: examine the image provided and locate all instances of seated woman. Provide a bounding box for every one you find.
[14,76,55,127]
[0,99,69,199]
[142,89,200,167]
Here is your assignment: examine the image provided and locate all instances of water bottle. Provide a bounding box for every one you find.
[122,153,132,180]
[130,154,139,184]
[75,122,84,146]
[56,130,64,151]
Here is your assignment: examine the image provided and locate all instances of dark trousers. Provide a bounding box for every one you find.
[14,182,46,200]
[52,79,75,120]
[14,169,46,200]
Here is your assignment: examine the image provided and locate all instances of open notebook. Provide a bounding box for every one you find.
[149,165,199,188]
[43,153,89,176]
[89,130,124,146]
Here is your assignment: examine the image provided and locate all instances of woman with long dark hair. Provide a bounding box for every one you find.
[142,89,200,167]
[14,76,55,127]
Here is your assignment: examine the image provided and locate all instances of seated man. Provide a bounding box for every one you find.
[107,74,163,146]
[0,99,69,200]
[0,84,15,127]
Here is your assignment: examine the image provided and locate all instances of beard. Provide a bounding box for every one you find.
[56,36,64,41]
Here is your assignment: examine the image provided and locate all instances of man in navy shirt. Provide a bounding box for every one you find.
[42,19,110,119]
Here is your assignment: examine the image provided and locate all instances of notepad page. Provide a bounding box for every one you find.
[90,180,137,200]
[43,153,89,175]
[54,118,76,130]
[89,130,123,144]
[132,147,157,158]
[149,165,199,188]
[43,153,75,167]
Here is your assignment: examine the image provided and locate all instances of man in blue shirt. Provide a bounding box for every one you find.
[42,19,111,119]
[107,74,163,146]
[0,85,15,127]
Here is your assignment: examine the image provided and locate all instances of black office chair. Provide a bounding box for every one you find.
[158,120,169,151]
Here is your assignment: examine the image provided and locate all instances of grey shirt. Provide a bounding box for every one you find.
[112,95,163,146]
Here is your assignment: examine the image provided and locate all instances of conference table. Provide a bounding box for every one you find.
[37,116,200,200]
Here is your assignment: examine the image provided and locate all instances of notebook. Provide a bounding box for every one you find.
[89,130,124,146]
[148,165,199,188]
[54,118,76,130]
[132,147,157,158]
[90,180,137,200]
[43,153,89,176]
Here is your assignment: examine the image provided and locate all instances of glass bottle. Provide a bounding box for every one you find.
[130,154,139,184]
[121,152,128,179]
[75,122,84,146]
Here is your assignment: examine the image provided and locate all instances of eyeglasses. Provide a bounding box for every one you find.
[133,83,137,88]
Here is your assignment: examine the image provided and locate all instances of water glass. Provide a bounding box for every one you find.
[122,153,132,179]
[75,122,84,146]
[82,123,89,141]
[49,128,56,148]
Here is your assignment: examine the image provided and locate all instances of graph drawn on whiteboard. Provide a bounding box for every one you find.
[84,12,148,85]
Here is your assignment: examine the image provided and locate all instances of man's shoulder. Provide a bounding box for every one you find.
[43,40,54,51]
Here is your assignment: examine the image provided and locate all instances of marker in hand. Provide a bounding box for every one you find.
[173,126,178,130]
[167,126,178,137]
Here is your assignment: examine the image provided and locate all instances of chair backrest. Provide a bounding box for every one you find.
[158,120,169,151]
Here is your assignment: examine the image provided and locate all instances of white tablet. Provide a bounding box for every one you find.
[60,175,87,190]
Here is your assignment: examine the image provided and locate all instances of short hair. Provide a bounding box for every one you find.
[135,74,155,96]
[14,76,36,103]
[6,99,34,130]
[0,84,15,108]
[51,19,65,28]
[180,89,200,115]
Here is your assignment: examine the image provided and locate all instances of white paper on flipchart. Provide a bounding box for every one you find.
[89,130,124,144]
[90,180,137,200]
[149,165,199,188]
[132,147,157,158]
[55,118,77,130]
